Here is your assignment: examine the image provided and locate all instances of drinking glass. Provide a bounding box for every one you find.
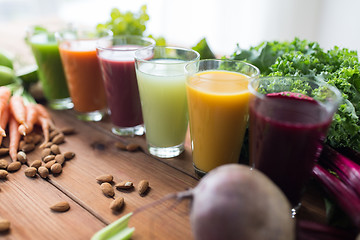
[135,46,200,158]
[185,59,260,176]
[97,36,155,136]
[57,29,109,121]
[248,76,342,214]
[27,28,73,110]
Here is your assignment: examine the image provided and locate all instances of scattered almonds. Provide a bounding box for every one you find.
[0,159,8,169]
[126,143,140,152]
[43,155,55,163]
[0,169,8,179]
[32,134,43,145]
[38,166,49,178]
[0,218,10,232]
[60,127,76,135]
[63,152,75,160]
[96,174,113,183]
[100,182,115,197]
[7,161,21,172]
[52,133,65,145]
[110,197,124,211]
[50,163,62,174]
[21,143,35,153]
[17,151,27,163]
[114,141,127,150]
[41,148,51,159]
[30,160,42,169]
[0,148,9,156]
[43,142,53,148]
[138,180,149,195]
[49,130,60,140]
[50,201,70,212]
[23,135,34,144]
[44,160,56,169]
[55,154,65,165]
[115,181,134,190]
[50,145,61,155]
[24,167,37,178]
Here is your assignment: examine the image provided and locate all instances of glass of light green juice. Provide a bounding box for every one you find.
[134,46,200,158]
[28,28,73,110]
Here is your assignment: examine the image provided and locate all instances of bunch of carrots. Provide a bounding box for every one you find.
[0,86,54,161]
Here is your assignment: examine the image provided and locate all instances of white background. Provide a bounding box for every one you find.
[0,0,359,57]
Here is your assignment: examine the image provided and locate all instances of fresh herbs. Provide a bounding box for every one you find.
[231,38,360,152]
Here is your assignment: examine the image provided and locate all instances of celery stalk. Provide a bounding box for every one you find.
[91,212,135,240]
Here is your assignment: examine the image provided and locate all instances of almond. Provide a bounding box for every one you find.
[50,163,62,174]
[96,174,113,183]
[138,180,149,195]
[44,160,56,169]
[0,169,8,179]
[38,166,49,178]
[17,151,27,163]
[23,135,34,144]
[24,167,37,178]
[126,143,140,152]
[32,134,43,145]
[0,159,8,169]
[55,154,65,165]
[60,127,76,135]
[43,142,53,148]
[63,151,75,160]
[7,161,21,172]
[49,129,60,140]
[0,218,10,232]
[0,148,9,156]
[30,160,42,169]
[50,144,61,155]
[50,201,70,212]
[19,140,26,150]
[43,155,55,163]
[114,141,127,150]
[100,182,114,197]
[21,143,35,153]
[41,148,51,159]
[110,197,124,211]
[52,133,65,145]
[115,181,134,189]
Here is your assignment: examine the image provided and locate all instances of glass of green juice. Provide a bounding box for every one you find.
[28,28,73,110]
[135,46,200,158]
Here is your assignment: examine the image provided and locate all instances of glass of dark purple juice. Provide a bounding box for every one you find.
[248,76,342,215]
[96,36,155,136]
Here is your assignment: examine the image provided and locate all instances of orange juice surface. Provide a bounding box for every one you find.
[59,41,107,113]
[186,70,251,173]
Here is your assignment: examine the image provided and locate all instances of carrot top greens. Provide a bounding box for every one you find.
[232,38,360,152]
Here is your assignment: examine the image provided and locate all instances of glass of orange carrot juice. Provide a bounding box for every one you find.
[185,59,260,176]
[57,28,109,121]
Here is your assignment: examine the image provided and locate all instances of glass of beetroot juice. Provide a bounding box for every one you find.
[96,36,155,136]
[248,76,342,215]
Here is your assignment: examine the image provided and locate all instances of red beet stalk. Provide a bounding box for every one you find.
[312,164,360,229]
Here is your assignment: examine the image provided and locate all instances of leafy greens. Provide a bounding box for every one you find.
[231,38,360,152]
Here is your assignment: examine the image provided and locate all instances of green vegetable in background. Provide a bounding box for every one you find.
[0,49,14,69]
[232,37,360,152]
[192,38,216,59]
[0,65,16,86]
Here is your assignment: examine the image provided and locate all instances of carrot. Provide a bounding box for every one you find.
[9,95,27,127]
[35,104,55,130]
[0,104,9,146]
[38,116,50,149]
[0,87,11,136]
[9,115,21,161]
[19,103,38,136]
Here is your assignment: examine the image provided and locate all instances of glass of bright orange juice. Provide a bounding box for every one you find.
[185,59,260,176]
[57,28,109,121]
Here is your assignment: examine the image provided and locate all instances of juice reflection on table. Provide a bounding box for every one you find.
[28,31,72,110]
[186,62,259,176]
[58,35,107,121]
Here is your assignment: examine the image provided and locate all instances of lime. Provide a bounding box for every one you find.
[16,65,38,83]
[0,65,16,86]
[0,50,14,69]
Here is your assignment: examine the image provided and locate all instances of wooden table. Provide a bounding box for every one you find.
[0,108,327,240]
